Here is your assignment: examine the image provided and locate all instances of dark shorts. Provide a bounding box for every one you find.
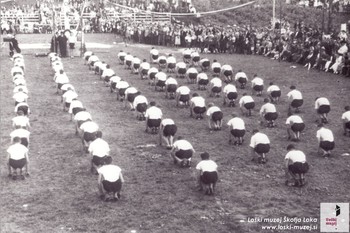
[223,70,233,77]
[184,54,191,60]
[118,88,127,97]
[152,54,158,60]
[319,141,335,151]
[289,162,309,174]
[167,84,177,92]
[141,69,149,75]
[83,132,96,142]
[231,129,245,137]
[192,56,200,62]
[147,119,161,128]
[57,83,64,89]
[92,155,112,166]
[212,111,223,121]
[244,102,255,110]
[104,76,112,82]
[17,106,29,115]
[270,90,281,98]
[20,138,29,147]
[133,63,140,69]
[69,43,75,49]
[212,86,222,93]
[177,68,186,75]
[136,103,147,113]
[156,80,165,87]
[237,77,247,84]
[73,107,84,115]
[90,61,96,67]
[163,125,177,137]
[227,92,238,100]
[188,73,197,80]
[125,60,132,67]
[168,63,176,69]
[127,93,138,103]
[291,99,303,108]
[254,143,270,154]
[111,82,117,89]
[213,67,221,74]
[102,179,122,193]
[253,85,264,92]
[159,59,166,65]
[202,61,210,68]
[201,171,218,184]
[65,102,71,108]
[85,55,90,61]
[179,94,190,103]
[9,158,26,169]
[198,79,209,85]
[291,123,305,132]
[317,105,331,114]
[175,149,193,159]
[193,106,206,114]
[264,112,278,121]
[119,56,125,62]
[149,72,157,80]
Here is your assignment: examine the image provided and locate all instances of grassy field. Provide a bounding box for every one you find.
[0,33,350,233]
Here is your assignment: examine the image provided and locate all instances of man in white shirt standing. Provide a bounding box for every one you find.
[89,131,111,174]
[316,123,335,157]
[171,136,195,167]
[196,152,218,195]
[145,101,163,134]
[250,129,270,163]
[287,85,303,115]
[98,162,124,202]
[206,103,223,130]
[285,115,305,142]
[315,97,331,124]
[159,118,177,149]
[284,144,309,187]
[260,98,278,128]
[227,114,245,145]
[7,137,30,180]
[342,106,350,136]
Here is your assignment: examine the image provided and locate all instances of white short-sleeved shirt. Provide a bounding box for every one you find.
[13,92,28,102]
[155,72,167,81]
[196,160,218,172]
[93,61,102,70]
[10,128,30,140]
[206,106,221,116]
[84,51,93,59]
[7,143,28,160]
[80,121,99,133]
[140,62,150,70]
[145,106,163,119]
[132,57,141,65]
[14,78,26,86]
[55,73,69,84]
[74,111,92,122]
[161,118,175,127]
[12,115,30,128]
[98,164,122,182]
[250,132,270,148]
[102,69,115,78]
[251,77,264,87]
[125,87,138,95]
[88,55,99,63]
[176,62,187,69]
[191,52,200,59]
[14,103,30,114]
[133,95,148,108]
[150,49,159,56]
[235,71,248,81]
[125,54,133,62]
[183,49,191,57]
[13,74,24,82]
[158,56,167,63]
[287,89,302,100]
[197,73,208,81]
[260,103,277,114]
[315,97,330,109]
[285,115,303,125]
[223,84,237,94]
[165,77,178,85]
[69,100,83,114]
[63,90,78,103]
[211,62,221,71]
[88,138,110,157]
[342,111,350,122]
[285,150,306,163]
[11,66,24,76]
[227,117,245,130]
[221,64,232,72]
[200,58,209,65]
[190,96,206,107]
[187,67,198,75]
[316,127,334,142]
[176,86,191,95]
[118,51,126,59]
[173,139,193,150]
[239,95,254,106]
[13,85,28,94]
[110,76,121,84]
[210,77,222,87]
[61,84,75,92]
[148,67,159,76]
[267,85,280,93]
[116,80,129,89]
[167,56,176,64]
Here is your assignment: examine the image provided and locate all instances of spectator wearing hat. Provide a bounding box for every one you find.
[196,152,218,195]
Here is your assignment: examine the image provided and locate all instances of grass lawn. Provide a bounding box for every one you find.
[0,33,350,233]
